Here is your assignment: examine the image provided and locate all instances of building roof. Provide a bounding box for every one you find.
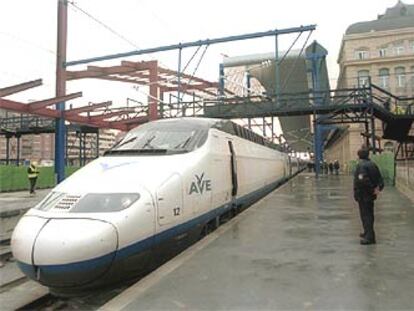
[346,1,414,35]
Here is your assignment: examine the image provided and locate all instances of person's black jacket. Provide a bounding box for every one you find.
[353,159,384,202]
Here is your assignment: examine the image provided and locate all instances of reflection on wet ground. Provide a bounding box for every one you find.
[121,174,414,310]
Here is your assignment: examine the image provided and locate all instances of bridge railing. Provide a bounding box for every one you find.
[370,84,414,116]
[157,83,413,119]
[0,115,55,134]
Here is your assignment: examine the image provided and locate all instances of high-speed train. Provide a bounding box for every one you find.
[11,117,302,295]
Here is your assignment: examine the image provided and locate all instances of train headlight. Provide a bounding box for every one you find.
[70,193,140,213]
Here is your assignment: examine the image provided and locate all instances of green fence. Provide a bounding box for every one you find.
[0,166,80,192]
[348,152,395,186]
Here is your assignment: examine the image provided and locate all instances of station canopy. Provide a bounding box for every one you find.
[223,41,330,152]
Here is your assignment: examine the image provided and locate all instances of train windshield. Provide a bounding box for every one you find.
[105,120,209,155]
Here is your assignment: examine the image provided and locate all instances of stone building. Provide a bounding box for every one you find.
[325,1,414,171]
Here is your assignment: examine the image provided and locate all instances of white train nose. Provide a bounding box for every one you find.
[12,217,118,287]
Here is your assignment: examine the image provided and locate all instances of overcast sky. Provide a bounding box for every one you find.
[0,0,410,106]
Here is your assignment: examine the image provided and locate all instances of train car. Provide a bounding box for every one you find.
[11,117,293,296]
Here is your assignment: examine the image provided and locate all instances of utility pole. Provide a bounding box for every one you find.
[55,0,67,183]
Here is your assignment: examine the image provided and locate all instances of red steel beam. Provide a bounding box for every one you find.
[111,116,149,131]
[87,109,136,121]
[158,67,217,87]
[66,61,156,81]
[148,61,158,120]
[161,84,217,97]
[0,79,43,97]
[65,101,112,116]
[0,98,60,117]
[0,98,130,131]
[28,92,83,111]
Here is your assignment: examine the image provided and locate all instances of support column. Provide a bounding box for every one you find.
[364,118,370,148]
[307,44,328,177]
[159,91,164,118]
[82,132,87,165]
[218,63,225,98]
[65,126,68,166]
[148,61,159,120]
[274,34,280,104]
[55,0,68,183]
[246,71,251,96]
[177,48,182,103]
[370,109,377,154]
[313,119,322,176]
[16,135,21,166]
[5,135,10,165]
[78,130,82,167]
[368,78,376,154]
[96,130,100,158]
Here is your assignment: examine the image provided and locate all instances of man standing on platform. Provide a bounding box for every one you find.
[353,147,384,245]
[27,160,40,195]
[333,160,340,175]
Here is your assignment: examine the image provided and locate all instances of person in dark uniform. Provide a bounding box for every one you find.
[323,161,328,174]
[328,162,334,174]
[27,160,40,195]
[333,160,340,175]
[353,147,384,245]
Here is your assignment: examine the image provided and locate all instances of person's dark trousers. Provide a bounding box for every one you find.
[29,177,37,194]
[358,200,375,242]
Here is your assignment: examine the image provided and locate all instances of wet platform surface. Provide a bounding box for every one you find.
[0,189,50,214]
[104,174,414,310]
[0,189,50,242]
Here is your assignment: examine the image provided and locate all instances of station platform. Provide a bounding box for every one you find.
[0,189,49,242]
[102,174,414,310]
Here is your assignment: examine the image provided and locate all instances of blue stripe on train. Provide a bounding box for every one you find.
[17,177,286,275]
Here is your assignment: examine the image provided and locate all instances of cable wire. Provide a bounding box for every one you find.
[67,1,142,51]
[280,30,313,92]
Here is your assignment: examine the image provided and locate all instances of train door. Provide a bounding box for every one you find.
[228,141,238,198]
[156,173,183,226]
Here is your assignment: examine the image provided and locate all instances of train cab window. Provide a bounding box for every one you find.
[70,193,140,213]
[105,120,209,155]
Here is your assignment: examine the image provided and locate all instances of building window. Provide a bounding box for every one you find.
[379,68,389,89]
[355,50,369,60]
[395,67,406,88]
[379,48,387,58]
[410,41,414,53]
[393,43,405,56]
[357,70,370,86]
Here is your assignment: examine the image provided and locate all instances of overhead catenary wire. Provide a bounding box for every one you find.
[0,31,56,57]
[221,30,305,81]
[280,30,313,92]
[178,44,210,101]
[67,1,142,52]
[67,1,218,99]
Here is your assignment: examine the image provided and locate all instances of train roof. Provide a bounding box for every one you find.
[153,117,284,152]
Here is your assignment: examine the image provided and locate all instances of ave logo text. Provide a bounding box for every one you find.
[189,173,212,195]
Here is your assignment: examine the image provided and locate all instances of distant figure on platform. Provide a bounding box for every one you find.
[333,160,340,175]
[323,161,329,174]
[353,147,384,245]
[328,162,334,174]
[27,160,40,195]
[307,161,312,173]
